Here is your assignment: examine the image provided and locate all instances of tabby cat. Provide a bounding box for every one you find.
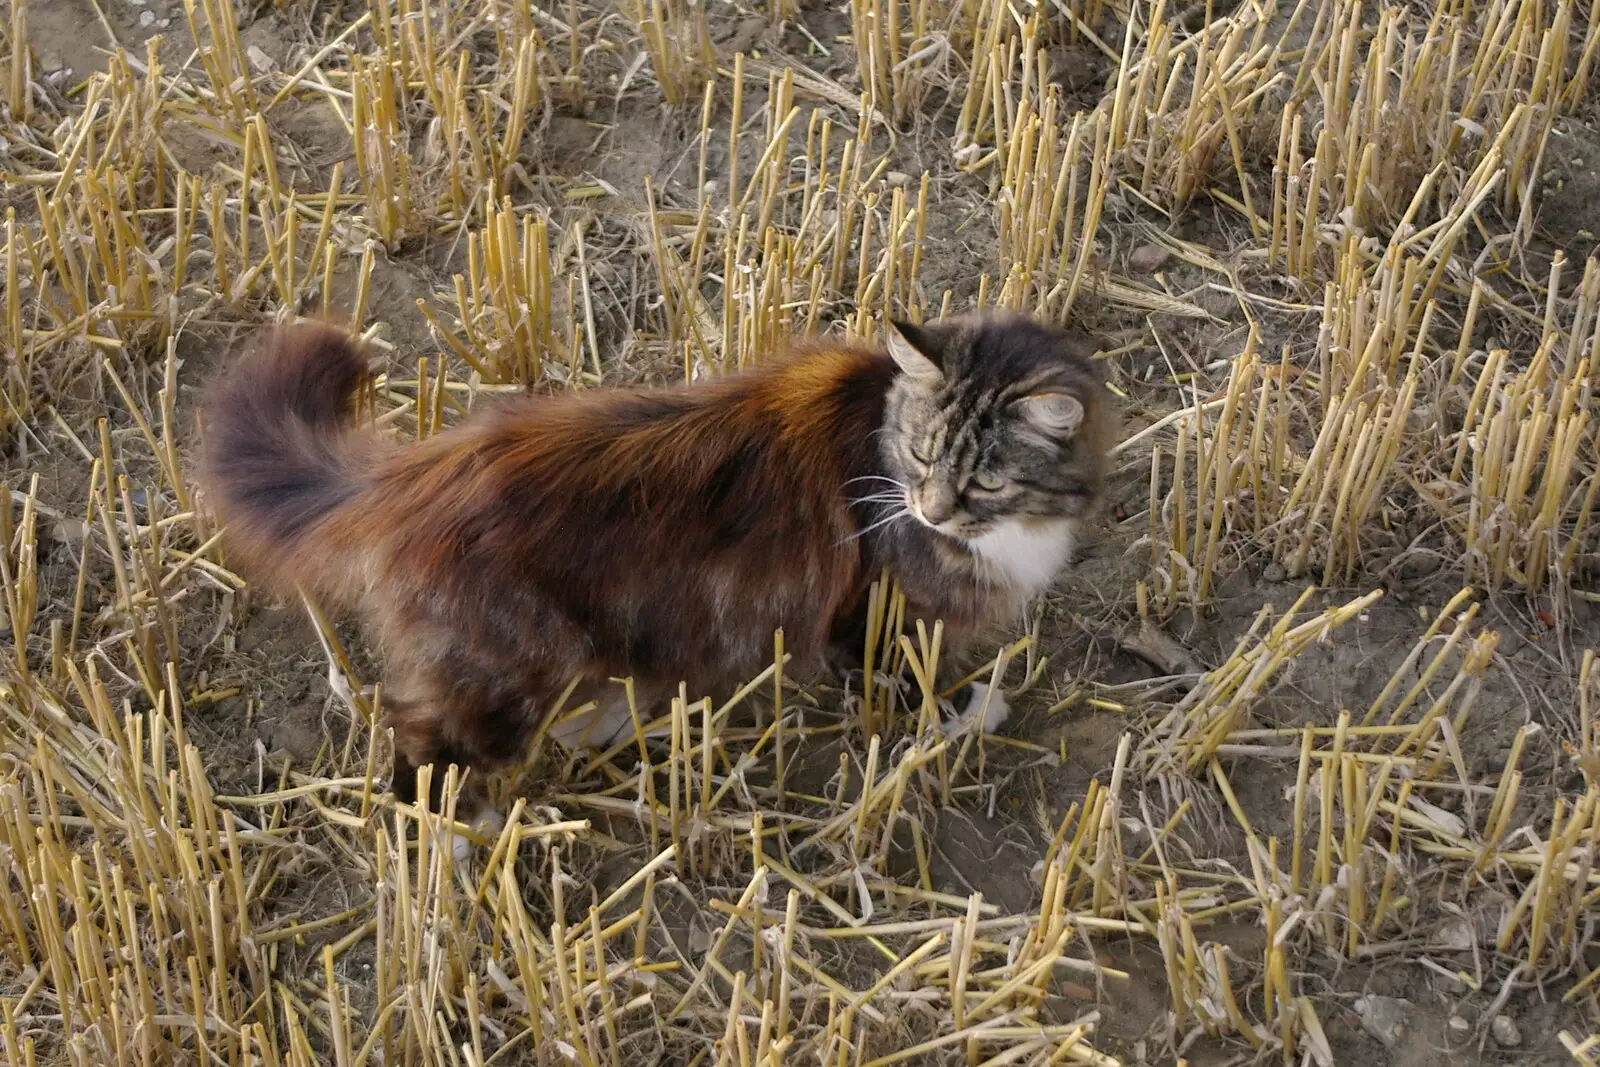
[201,312,1110,834]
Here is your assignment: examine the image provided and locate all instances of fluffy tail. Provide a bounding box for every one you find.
[200,322,376,602]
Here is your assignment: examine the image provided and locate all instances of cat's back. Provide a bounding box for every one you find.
[340,342,895,673]
[359,343,894,559]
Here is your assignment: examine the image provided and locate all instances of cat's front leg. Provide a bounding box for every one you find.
[941,680,1012,737]
[923,628,1015,739]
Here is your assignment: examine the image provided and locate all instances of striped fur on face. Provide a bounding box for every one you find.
[879,312,1109,543]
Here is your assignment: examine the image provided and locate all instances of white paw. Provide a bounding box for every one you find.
[944,682,1011,738]
[450,807,506,864]
[547,696,640,750]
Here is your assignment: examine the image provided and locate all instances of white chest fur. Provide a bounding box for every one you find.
[966,518,1077,600]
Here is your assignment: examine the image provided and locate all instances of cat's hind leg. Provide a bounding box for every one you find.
[383,671,536,862]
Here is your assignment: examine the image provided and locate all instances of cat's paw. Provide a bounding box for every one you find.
[943,682,1011,737]
[450,807,506,864]
[548,695,646,750]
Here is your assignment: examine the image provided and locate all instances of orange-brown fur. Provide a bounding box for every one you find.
[200,318,1107,812]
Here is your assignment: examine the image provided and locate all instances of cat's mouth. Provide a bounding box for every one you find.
[908,505,987,541]
[915,506,1091,542]
[909,491,1096,534]
[907,500,959,534]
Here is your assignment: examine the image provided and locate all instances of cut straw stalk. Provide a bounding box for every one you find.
[1120,0,1599,608]
[648,79,930,371]
[623,0,713,106]
[1142,240,1598,611]
[418,194,559,385]
[7,0,28,121]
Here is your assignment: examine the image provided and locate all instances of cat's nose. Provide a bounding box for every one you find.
[920,489,957,525]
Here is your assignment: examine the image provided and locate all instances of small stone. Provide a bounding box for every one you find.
[952,142,983,166]
[1263,561,1287,583]
[1433,915,1475,952]
[1355,995,1411,1049]
[1129,243,1172,272]
[1400,555,1443,581]
[885,170,912,187]
[246,44,276,73]
[1490,1014,1522,1048]
[1447,1015,1470,1034]
[49,518,89,545]
[138,10,155,27]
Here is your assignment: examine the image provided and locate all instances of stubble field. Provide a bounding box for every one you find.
[2,0,1600,1063]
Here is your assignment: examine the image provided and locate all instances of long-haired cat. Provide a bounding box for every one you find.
[200,312,1111,829]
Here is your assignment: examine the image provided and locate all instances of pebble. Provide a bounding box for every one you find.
[885,170,912,187]
[952,142,984,166]
[1129,243,1172,272]
[1447,1015,1470,1035]
[139,10,156,27]
[1490,1014,1522,1048]
[1434,916,1475,952]
[49,518,89,546]
[1400,555,1443,581]
[1355,995,1410,1048]
[1262,561,1287,582]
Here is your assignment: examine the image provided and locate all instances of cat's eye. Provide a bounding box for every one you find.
[973,471,1006,492]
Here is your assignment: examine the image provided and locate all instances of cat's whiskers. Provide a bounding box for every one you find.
[842,473,906,488]
[842,475,908,506]
[846,490,912,508]
[844,475,911,510]
[839,506,911,545]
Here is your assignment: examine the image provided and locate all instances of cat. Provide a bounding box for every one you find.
[199,311,1111,838]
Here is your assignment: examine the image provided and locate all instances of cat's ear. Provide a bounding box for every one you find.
[1017,393,1085,436]
[887,320,945,385]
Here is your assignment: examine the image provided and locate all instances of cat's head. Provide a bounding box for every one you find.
[879,312,1110,541]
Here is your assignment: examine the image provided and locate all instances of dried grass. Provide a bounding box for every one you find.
[1,0,1598,1062]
